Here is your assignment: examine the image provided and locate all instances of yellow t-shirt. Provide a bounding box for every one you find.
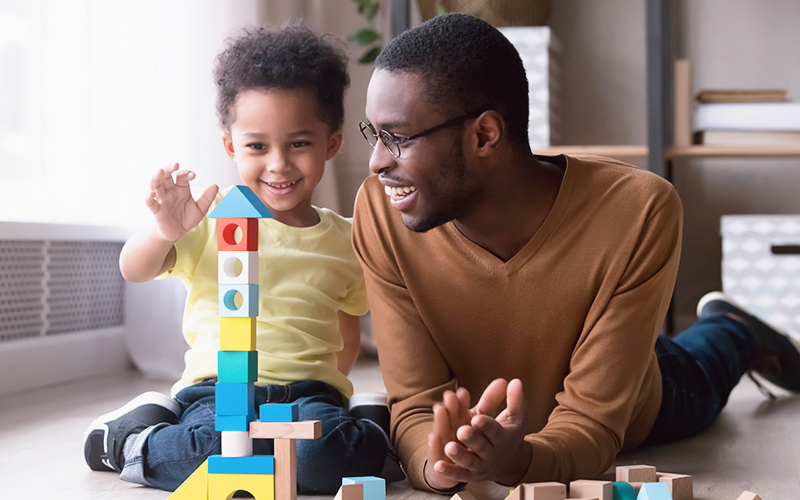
[165,189,369,398]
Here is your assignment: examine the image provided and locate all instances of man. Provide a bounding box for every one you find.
[352,13,800,493]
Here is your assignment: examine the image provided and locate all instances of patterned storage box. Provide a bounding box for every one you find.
[721,215,800,340]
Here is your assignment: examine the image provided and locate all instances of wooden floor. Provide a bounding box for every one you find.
[1,358,799,500]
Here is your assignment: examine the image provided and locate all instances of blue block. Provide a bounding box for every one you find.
[215,382,255,416]
[343,476,385,500]
[208,454,274,475]
[208,185,274,219]
[219,284,259,317]
[637,482,672,500]
[259,403,299,423]
[218,350,258,383]
[215,414,255,432]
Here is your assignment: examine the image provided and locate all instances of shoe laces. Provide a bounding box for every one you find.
[747,371,777,400]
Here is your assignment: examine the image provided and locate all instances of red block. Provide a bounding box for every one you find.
[217,218,258,251]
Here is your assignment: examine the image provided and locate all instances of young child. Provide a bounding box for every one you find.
[83,24,401,493]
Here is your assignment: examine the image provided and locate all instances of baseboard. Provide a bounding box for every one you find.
[0,327,132,397]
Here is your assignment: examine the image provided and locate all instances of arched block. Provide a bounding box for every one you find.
[217,218,259,251]
[219,251,259,284]
[219,284,259,317]
[209,472,274,500]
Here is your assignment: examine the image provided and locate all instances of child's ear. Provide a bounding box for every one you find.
[221,131,235,159]
[325,129,343,161]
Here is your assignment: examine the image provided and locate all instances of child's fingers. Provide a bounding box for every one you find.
[145,191,160,214]
[173,169,196,187]
[195,184,220,215]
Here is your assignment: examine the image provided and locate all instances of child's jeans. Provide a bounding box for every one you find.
[119,379,389,493]
[645,315,755,445]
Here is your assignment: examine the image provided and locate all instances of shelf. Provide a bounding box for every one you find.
[666,145,800,159]
[533,145,649,158]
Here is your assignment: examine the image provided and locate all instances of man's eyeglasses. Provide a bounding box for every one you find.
[359,108,487,158]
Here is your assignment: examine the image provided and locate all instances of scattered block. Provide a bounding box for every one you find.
[221,430,253,457]
[657,472,692,500]
[259,403,299,423]
[167,459,208,500]
[505,486,523,500]
[208,471,274,500]
[216,217,260,251]
[208,185,274,220]
[612,482,637,500]
[636,482,671,500]
[521,481,566,500]
[451,491,477,500]
[569,479,612,500]
[208,454,274,475]
[218,350,258,383]
[735,493,762,500]
[334,483,365,500]
[219,284,259,317]
[616,466,657,484]
[249,420,322,439]
[215,382,255,416]
[219,250,259,284]
[220,317,257,351]
[275,438,296,500]
[343,477,385,500]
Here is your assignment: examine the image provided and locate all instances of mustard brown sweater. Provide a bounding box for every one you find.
[352,155,683,490]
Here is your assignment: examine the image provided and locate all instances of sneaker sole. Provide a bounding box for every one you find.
[83,391,180,443]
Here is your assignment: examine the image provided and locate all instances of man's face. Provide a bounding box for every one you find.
[364,70,482,233]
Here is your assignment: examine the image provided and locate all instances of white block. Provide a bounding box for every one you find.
[221,430,253,457]
[218,251,259,284]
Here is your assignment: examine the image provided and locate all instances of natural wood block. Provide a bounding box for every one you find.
[451,491,477,500]
[615,465,657,483]
[505,486,523,500]
[522,481,566,500]
[657,472,693,500]
[275,438,296,500]
[249,420,322,439]
[334,483,364,500]
[568,479,612,500]
[735,492,762,500]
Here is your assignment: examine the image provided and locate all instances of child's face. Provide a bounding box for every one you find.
[222,87,342,227]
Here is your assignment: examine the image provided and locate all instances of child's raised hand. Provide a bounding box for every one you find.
[145,163,219,242]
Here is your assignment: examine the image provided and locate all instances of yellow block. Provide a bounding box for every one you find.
[220,317,257,351]
[168,459,209,499]
[209,472,274,500]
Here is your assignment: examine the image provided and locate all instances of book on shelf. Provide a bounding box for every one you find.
[694,130,800,147]
[696,89,787,103]
[694,102,800,132]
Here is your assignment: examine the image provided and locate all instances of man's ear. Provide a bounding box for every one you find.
[472,111,504,157]
[325,128,344,161]
[221,131,235,159]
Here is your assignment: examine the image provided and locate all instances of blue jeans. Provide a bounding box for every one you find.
[644,315,755,446]
[122,380,389,493]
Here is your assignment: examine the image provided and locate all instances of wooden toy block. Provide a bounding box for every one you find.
[451,491,477,500]
[735,493,762,500]
[249,420,322,439]
[505,485,522,500]
[616,466,657,484]
[218,350,258,383]
[612,482,637,500]
[343,476,385,500]
[334,483,365,500]
[216,414,255,432]
[259,403,299,422]
[656,472,692,500]
[219,251,259,284]
[636,482,671,500]
[208,471,274,500]
[167,458,209,500]
[275,438,296,500]
[215,382,255,416]
[521,482,566,500]
[208,185,274,220]
[216,218,260,251]
[569,479,613,500]
[221,430,253,457]
[208,454,274,475]
[219,284,259,317]
[220,317,257,351]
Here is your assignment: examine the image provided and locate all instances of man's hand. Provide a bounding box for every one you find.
[426,378,532,488]
[146,163,219,243]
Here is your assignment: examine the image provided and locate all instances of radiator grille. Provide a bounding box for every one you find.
[0,240,124,342]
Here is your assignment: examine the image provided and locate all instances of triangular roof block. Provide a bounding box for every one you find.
[208,185,273,219]
[637,482,672,500]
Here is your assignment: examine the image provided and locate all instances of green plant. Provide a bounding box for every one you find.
[349,0,382,64]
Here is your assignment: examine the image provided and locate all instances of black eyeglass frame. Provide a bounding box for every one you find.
[359,108,489,158]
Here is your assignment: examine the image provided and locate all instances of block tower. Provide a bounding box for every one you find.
[169,185,322,500]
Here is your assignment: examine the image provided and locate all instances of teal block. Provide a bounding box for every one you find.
[219,284,259,317]
[259,403,299,422]
[343,476,385,500]
[637,482,671,500]
[208,185,274,219]
[613,481,638,500]
[208,454,274,475]
[218,351,258,383]
[215,382,255,416]
[215,414,255,432]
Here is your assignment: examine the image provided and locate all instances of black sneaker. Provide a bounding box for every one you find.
[697,292,800,392]
[349,392,406,483]
[83,391,181,472]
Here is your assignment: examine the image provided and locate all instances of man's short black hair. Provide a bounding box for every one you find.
[375,13,529,146]
[214,24,350,131]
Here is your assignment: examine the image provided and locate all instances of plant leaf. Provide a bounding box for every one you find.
[358,46,382,64]
[436,5,448,16]
[364,2,380,21]
[348,29,380,46]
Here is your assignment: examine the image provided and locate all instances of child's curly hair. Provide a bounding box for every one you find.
[214,24,350,132]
